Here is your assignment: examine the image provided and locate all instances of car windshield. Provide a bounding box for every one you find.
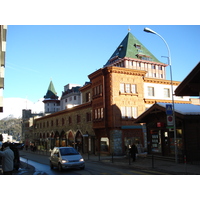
[60,148,79,156]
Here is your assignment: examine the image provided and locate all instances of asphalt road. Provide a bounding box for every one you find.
[20,151,168,175]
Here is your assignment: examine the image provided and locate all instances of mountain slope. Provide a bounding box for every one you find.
[0,98,44,119]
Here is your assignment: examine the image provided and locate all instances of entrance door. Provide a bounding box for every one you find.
[150,129,170,156]
[161,130,170,156]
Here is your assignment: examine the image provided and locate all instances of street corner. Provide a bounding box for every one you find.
[13,161,35,175]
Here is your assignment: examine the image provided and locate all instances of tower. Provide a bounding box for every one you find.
[43,80,60,114]
[104,32,167,79]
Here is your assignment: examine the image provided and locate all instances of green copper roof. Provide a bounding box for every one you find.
[44,80,58,99]
[105,32,162,66]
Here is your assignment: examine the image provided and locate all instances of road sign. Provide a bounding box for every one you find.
[166,104,173,115]
[167,115,174,126]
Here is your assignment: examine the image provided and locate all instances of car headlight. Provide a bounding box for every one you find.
[61,159,68,163]
[79,158,84,162]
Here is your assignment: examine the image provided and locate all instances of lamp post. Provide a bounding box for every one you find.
[144,27,178,163]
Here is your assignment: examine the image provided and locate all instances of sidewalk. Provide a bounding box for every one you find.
[3,150,200,175]
[83,153,200,175]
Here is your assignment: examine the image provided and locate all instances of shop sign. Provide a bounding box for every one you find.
[157,122,164,127]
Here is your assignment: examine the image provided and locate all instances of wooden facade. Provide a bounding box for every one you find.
[135,103,200,162]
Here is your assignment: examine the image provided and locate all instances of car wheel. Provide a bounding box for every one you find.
[58,163,62,172]
[50,162,54,169]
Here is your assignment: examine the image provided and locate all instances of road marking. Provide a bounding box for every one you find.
[142,170,170,175]
[129,170,149,175]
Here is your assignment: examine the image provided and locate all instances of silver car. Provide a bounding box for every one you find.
[50,147,85,171]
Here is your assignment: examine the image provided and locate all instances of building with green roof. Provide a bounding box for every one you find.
[43,80,60,114]
[104,32,167,79]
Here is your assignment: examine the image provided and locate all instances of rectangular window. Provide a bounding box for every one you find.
[86,112,92,122]
[101,108,104,119]
[121,107,126,118]
[97,108,101,119]
[148,87,155,96]
[132,107,138,118]
[86,92,91,102]
[164,88,170,98]
[94,109,97,119]
[120,83,125,93]
[121,107,137,118]
[77,115,81,123]
[126,107,132,118]
[131,84,136,93]
[125,84,130,93]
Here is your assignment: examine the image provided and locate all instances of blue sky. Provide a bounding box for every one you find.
[5,25,200,103]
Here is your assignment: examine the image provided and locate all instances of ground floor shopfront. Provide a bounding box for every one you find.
[27,125,146,156]
[94,125,146,156]
[136,103,200,163]
[28,131,96,155]
[147,127,183,158]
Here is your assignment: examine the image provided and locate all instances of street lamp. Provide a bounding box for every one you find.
[144,27,178,163]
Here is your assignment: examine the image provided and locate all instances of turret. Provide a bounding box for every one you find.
[43,80,60,114]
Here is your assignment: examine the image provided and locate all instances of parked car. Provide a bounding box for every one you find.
[49,147,85,171]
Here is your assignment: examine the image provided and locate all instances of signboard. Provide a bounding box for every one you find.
[167,115,174,127]
[166,104,173,115]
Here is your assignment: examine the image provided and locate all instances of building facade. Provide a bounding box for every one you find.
[43,80,60,114]
[24,31,192,156]
[60,83,81,110]
[0,25,7,113]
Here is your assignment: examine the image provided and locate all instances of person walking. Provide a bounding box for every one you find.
[130,143,137,162]
[0,142,14,175]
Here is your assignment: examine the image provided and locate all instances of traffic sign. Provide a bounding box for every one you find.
[166,104,173,115]
[167,115,174,126]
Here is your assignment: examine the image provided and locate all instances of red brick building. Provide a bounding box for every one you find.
[26,31,191,156]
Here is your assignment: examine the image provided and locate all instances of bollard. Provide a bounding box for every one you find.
[184,155,187,174]
[152,154,154,168]
[26,158,29,169]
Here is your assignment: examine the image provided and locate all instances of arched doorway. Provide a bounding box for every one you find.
[60,131,67,147]
[55,132,59,147]
[68,131,74,147]
[75,131,83,152]
[50,132,55,150]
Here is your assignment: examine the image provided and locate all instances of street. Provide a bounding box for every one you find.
[19,151,169,175]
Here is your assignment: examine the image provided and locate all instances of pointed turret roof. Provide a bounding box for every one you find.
[44,80,59,100]
[105,32,163,66]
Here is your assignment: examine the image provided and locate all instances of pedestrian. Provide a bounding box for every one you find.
[0,142,14,175]
[130,143,137,162]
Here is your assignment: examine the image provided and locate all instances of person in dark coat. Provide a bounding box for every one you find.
[130,143,137,161]
[0,142,14,175]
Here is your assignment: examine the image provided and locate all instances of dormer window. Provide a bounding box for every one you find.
[134,44,141,49]
[118,45,123,50]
